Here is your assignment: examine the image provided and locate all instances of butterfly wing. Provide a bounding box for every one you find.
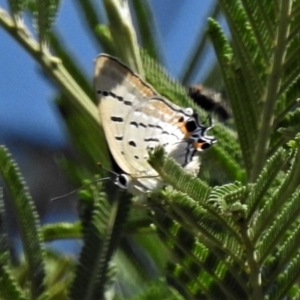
[94,54,210,193]
[122,96,200,175]
[121,96,202,192]
[94,54,157,174]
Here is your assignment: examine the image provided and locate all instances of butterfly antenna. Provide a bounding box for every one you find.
[97,162,120,176]
[51,177,111,201]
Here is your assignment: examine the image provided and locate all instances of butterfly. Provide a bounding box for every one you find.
[94,54,216,194]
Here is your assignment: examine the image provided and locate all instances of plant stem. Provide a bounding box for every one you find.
[240,221,262,299]
[250,0,292,182]
[0,7,99,125]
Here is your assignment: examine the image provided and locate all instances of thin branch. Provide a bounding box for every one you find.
[103,0,144,75]
[0,8,99,125]
[239,221,263,299]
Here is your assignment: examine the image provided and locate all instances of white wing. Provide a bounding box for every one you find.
[94,54,157,174]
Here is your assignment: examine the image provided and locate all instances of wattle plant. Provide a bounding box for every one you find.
[0,1,300,299]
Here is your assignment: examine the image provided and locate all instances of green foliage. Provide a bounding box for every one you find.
[0,146,46,298]
[0,189,27,300]
[0,263,28,300]
[1,0,300,299]
[8,0,27,21]
[35,0,61,48]
[70,183,131,300]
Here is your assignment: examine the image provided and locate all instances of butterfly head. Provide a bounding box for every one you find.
[114,173,130,190]
[183,112,216,151]
[114,173,163,197]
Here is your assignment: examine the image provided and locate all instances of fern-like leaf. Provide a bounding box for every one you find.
[42,221,81,242]
[219,0,265,110]
[263,195,300,293]
[238,0,274,62]
[257,185,300,266]
[35,0,61,48]
[69,183,131,300]
[208,18,256,176]
[151,198,248,300]
[0,189,8,255]
[8,0,28,22]
[148,146,210,201]
[103,0,143,74]
[268,251,300,300]
[254,136,300,246]
[247,147,288,221]
[148,147,242,241]
[0,262,27,300]
[0,146,46,298]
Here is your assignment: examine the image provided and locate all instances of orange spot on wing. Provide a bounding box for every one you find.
[194,141,204,150]
[178,122,192,139]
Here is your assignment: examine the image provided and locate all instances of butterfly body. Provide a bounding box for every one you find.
[94,54,215,194]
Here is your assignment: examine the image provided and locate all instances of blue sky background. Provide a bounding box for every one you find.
[0,0,217,149]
